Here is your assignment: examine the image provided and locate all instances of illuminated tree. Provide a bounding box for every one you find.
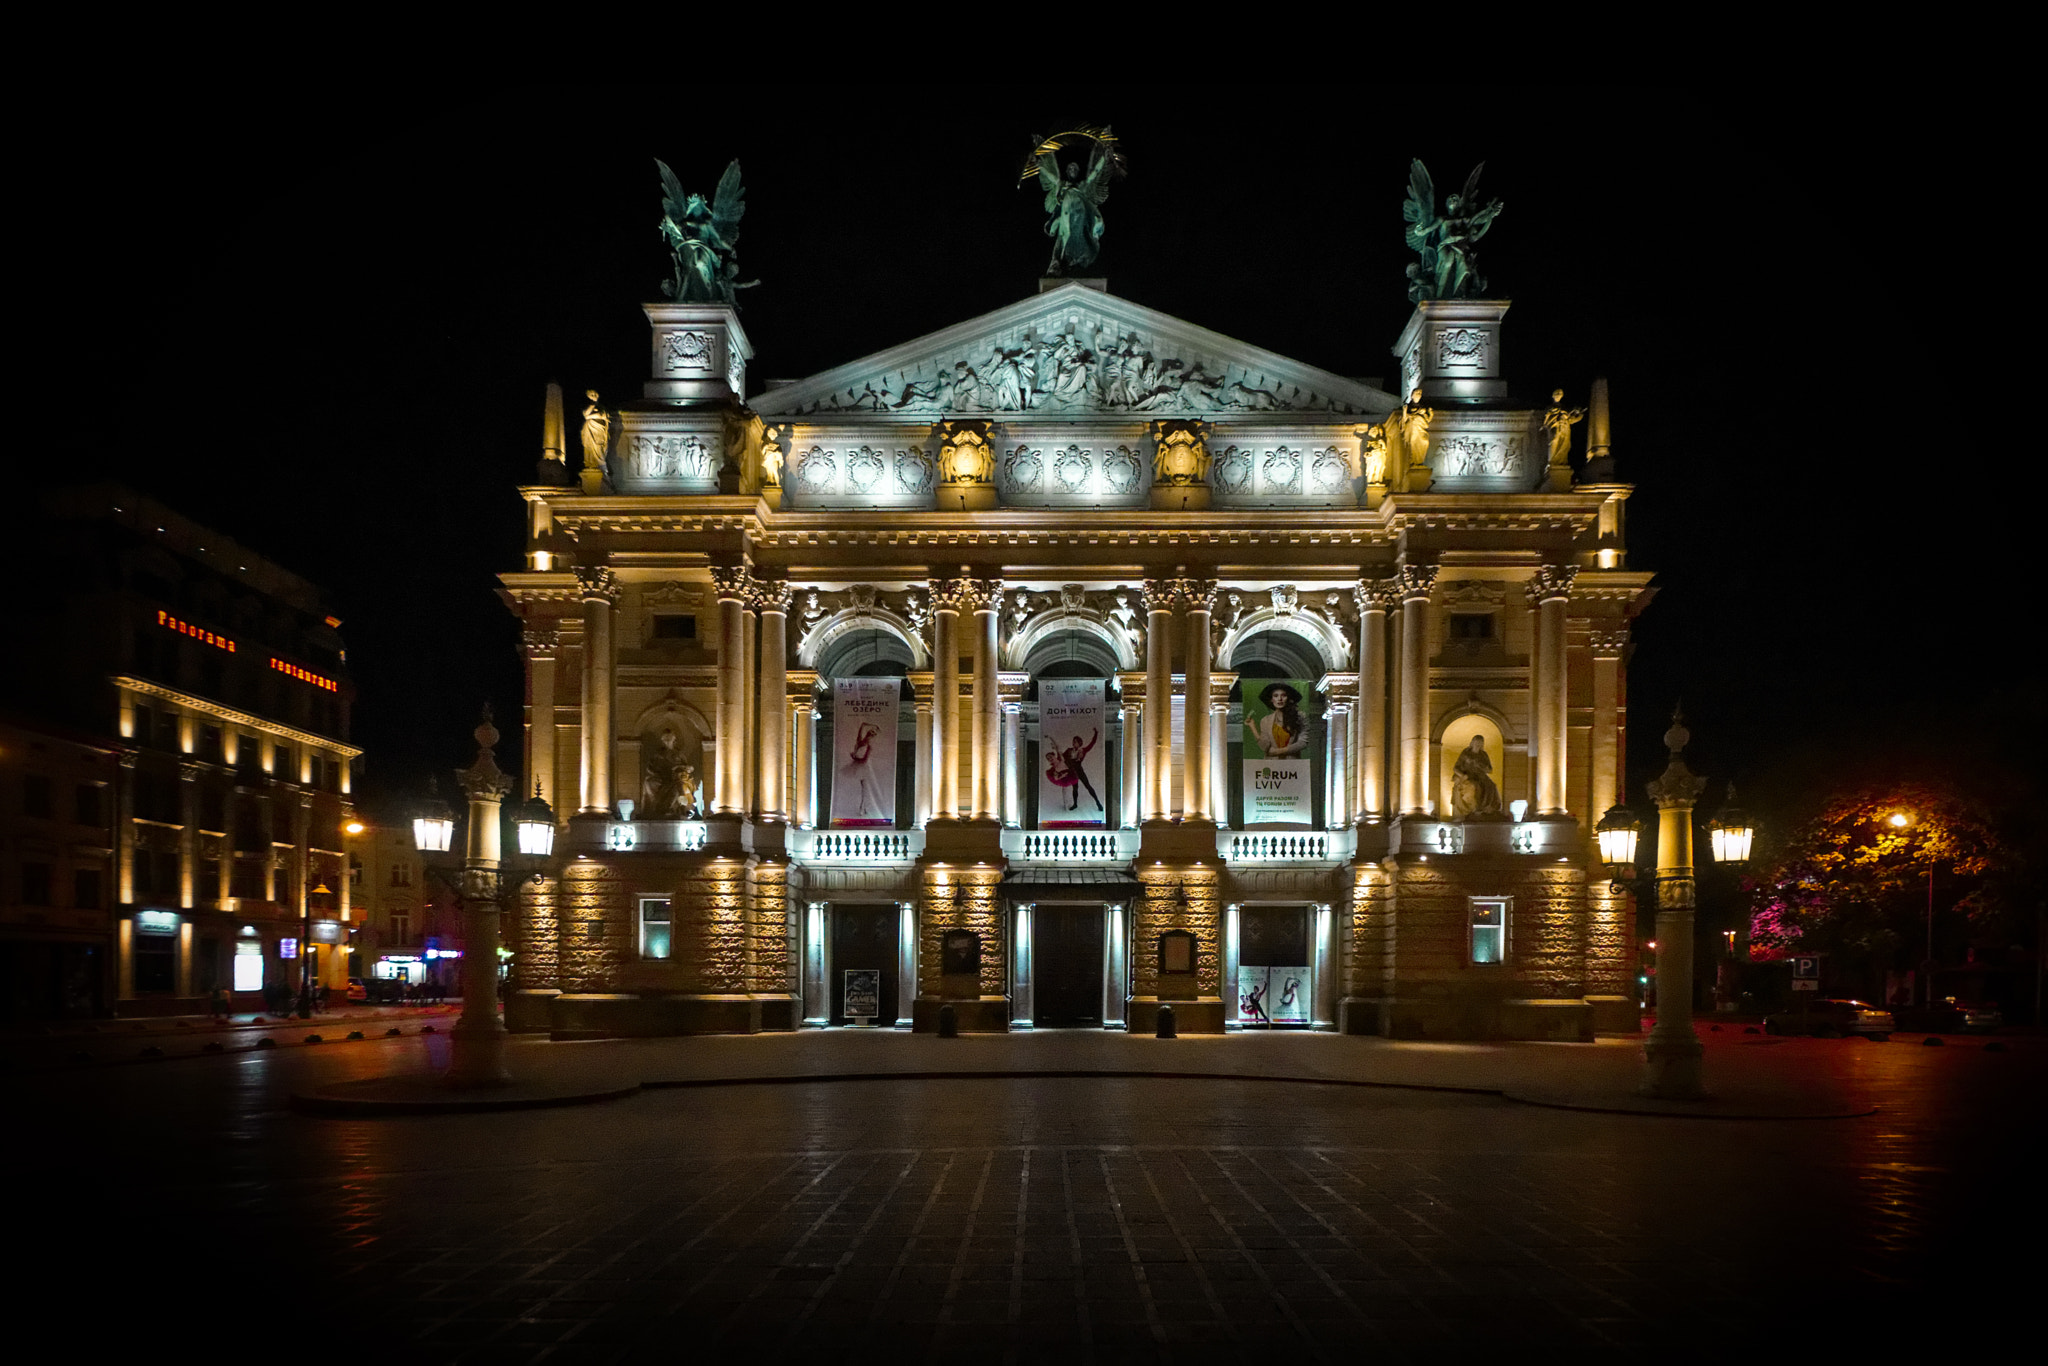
[1746,782,2012,974]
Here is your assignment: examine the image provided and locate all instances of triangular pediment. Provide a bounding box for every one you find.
[754,282,1399,420]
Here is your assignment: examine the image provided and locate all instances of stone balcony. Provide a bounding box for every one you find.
[1001,828,1143,865]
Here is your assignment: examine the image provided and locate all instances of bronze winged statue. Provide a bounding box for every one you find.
[1027,128,1124,276]
[1402,160,1504,303]
[657,158,757,305]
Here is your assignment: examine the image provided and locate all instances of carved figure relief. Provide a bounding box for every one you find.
[629,434,714,481]
[1358,424,1390,485]
[937,422,995,483]
[1101,446,1141,494]
[1263,447,1303,496]
[1002,446,1044,493]
[1053,446,1092,493]
[640,727,702,819]
[1213,446,1253,495]
[1439,435,1526,478]
[661,331,713,371]
[846,447,885,494]
[1435,327,1489,369]
[1311,446,1351,493]
[797,447,836,492]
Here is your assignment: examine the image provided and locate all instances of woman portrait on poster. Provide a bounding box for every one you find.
[838,721,886,819]
[1250,682,1309,758]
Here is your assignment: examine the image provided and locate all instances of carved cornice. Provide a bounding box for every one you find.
[749,579,795,614]
[1524,565,1578,606]
[1354,577,1402,614]
[708,564,752,601]
[1395,565,1439,601]
[111,677,361,757]
[574,567,620,604]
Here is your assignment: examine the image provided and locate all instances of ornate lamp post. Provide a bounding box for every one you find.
[448,709,514,1089]
[1640,710,1711,1099]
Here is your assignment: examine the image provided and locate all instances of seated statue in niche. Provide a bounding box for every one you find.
[640,727,701,818]
[1450,735,1503,819]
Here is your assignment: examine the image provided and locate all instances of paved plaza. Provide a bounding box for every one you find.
[17,1024,2041,1362]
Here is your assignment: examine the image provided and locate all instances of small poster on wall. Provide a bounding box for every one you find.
[1236,966,1312,1026]
[1241,678,1312,825]
[1038,678,1107,827]
[843,969,881,1021]
[830,678,899,828]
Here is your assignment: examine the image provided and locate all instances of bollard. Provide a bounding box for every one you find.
[1156,1004,1177,1039]
[1922,1035,1945,1047]
[937,1003,958,1038]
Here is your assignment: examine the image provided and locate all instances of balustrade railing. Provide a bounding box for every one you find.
[1000,828,1141,863]
[791,828,923,863]
[1219,828,1356,863]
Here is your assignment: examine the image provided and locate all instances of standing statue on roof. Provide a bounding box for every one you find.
[656,158,758,305]
[1402,160,1505,303]
[1024,127,1126,275]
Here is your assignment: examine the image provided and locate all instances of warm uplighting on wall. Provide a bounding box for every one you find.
[1888,812,1910,827]
[158,609,236,652]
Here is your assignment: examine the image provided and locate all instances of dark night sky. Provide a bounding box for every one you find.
[26,91,2039,830]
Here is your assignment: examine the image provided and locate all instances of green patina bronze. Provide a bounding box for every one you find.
[657,158,757,305]
[1025,128,1125,276]
[1403,160,1505,303]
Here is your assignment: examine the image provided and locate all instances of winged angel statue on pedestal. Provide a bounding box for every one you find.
[656,158,757,305]
[1024,128,1126,276]
[1402,160,1505,303]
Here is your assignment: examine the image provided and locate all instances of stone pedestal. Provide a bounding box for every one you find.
[1394,300,1510,405]
[1149,484,1211,511]
[643,303,752,403]
[937,481,997,512]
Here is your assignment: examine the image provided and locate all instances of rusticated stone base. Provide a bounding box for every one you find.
[1127,997,1225,1035]
[911,996,1011,1033]
[546,991,797,1039]
[1585,993,1640,1035]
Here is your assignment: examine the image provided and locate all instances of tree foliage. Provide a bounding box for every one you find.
[1747,782,2013,963]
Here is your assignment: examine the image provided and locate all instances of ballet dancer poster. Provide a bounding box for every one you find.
[830,678,898,828]
[1037,679,1107,828]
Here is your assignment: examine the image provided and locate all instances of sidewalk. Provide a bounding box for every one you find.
[288,1021,1997,1120]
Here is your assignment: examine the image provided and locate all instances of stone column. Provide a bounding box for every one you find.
[789,672,819,829]
[522,627,559,808]
[1319,677,1357,829]
[1353,579,1397,822]
[576,567,620,815]
[116,751,136,906]
[911,676,934,826]
[1528,565,1577,816]
[1141,580,1177,821]
[753,580,793,824]
[1209,671,1236,829]
[1395,566,1437,814]
[967,576,1004,821]
[1642,712,1707,1099]
[179,762,201,909]
[1115,673,1144,830]
[1180,579,1217,822]
[710,565,750,815]
[741,602,758,813]
[929,578,965,820]
[1001,690,1024,828]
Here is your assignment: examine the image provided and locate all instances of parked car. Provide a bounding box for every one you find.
[346,977,368,1003]
[1763,998,1894,1040]
[1947,998,2003,1033]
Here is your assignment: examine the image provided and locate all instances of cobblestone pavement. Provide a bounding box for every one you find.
[20,1030,2042,1363]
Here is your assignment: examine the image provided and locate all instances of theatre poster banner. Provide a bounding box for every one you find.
[830,678,898,828]
[1237,966,1313,1026]
[1241,678,1312,825]
[1037,679,1107,827]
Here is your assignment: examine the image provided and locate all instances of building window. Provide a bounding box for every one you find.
[1469,897,1509,965]
[75,784,104,827]
[21,863,53,906]
[390,912,410,945]
[74,868,103,910]
[199,726,224,762]
[650,614,697,641]
[1450,613,1495,640]
[639,898,672,960]
[390,863,412,888]
[22,774,53,819]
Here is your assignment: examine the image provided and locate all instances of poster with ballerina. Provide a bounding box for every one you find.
[830,678,898,828]
[1037,679,1107,828]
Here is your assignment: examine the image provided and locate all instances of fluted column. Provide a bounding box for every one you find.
[522,627,559,808]
[1353,579,1397,822]
[911,678,934,826]
[576,567,620,815]
[1395,565,1437,814]
[741,603,758,812]
[1209,671,1236,829]
[967,576,1004,820]
[1000,684,1025,828]
[710,565,750,815]
[1141,580,1177,821]
[1319,677,1357,829]
[1180,578,1217,822]
[1528,566,1577,816]
[929,579,965,820]
[789,672,820,828]
[753,580,793,823]
[1115,673,1143,830]
[1589,627,1626,830]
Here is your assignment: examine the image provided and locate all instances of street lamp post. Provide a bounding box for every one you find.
[1641,711,1709,1099]
[448,709,514,1089]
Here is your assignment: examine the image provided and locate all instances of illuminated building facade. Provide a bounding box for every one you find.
[10,486,361,1015]
[503,284,1648,1039]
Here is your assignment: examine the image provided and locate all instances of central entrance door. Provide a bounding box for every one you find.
[1237,904,1312,1027]
[1033,904,1104,1027]
[830,903,899,1025]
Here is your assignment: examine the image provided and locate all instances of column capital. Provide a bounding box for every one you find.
[1524,564,1578,606]
[749,578,794,613]
[574,566,619,604]
[1175,578,1220,613]
[1395,565,1438,602]
[1589,625,1630,657]
[928,576,979,613]
[786,668,821,699]
[1354,576,1402,613]
[520,625,560,657]
[179,761,204,783]
[1115,671,1147,704]
[1141,579,1180,613]
[1317,672,1360,707]
[960,577,1005,613]
[998,671,1030,704]
[1208,670,1238,705]
[709,564,753,601]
